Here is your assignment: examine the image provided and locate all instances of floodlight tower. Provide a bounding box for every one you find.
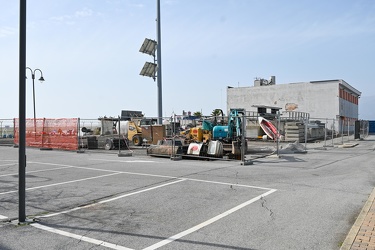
[139,0,163,125]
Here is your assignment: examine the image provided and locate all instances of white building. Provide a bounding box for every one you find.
[227,78,361,133]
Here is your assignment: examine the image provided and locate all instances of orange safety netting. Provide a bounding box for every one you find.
[14,118,78,150]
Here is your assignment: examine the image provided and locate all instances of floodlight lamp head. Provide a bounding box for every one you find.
[139,62,157,80]
[39,76,45,82]
[139,38,157,56]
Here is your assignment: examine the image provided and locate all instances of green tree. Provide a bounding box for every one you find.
[211,109,224,116]
[193,111,202,117]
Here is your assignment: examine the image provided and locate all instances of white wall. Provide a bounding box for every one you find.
[227,81,360,132]
[227,82,339,117]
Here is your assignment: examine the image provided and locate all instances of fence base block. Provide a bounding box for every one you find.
[118,152,132,157]
[241,160,253,165]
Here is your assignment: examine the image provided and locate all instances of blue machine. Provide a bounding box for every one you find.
[369,121,375,134]
[212,109,244,141]
[212,125,228,140]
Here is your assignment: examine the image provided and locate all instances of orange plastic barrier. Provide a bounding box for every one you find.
[14,118,78,150]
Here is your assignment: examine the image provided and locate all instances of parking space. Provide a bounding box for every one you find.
[33,180,273,250]
[1,137,375,249]
[0,146,276,249]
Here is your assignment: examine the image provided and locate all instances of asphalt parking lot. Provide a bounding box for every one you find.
[1,137,375,250]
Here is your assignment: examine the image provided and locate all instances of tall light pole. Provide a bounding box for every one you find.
[156,0,163,125]
[26,67,45,134]
[139,0,163,124]
[19,0,27,223]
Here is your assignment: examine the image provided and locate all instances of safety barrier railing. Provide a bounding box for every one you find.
[13,118,79,150]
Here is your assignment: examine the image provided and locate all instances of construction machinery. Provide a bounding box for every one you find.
[80,117,129,150]
[183,109,225,143]
[120,110,157,146]
[147,137,187,157]
[80,115,162,150]
[213,109,244,140]
[184,109,245,141]
[210,108,246,157]
[148,109,247,159]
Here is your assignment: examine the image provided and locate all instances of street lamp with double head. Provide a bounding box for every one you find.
[26,67,45,133]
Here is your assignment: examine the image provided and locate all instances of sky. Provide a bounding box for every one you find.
[1,0,375,120]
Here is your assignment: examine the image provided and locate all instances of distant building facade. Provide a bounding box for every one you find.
[227,78,361,133]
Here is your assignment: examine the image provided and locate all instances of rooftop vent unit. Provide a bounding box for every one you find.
[254,76,276,87]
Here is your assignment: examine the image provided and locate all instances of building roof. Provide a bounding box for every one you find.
[310,79,361,96]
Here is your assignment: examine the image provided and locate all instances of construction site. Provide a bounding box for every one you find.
[1,79,375,250]
[1,120,375,250]
[1,76,372,162]
[0,106,372,164]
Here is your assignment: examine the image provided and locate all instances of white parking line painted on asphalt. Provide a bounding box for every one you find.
[0,160,276,198]
[99,179,186,203]
[29,162,121,173]
[29,161,179,179]
[0,166,73,178]
[0,214,9,221]
[143,189,277,250]
[91,159,157,163]
[0,163,17,167]
[31,223,134,250]
[186,177,273,191]
[14,161,278,249]
[20,161,276,191]
[38,179,186,218]
[0,172,122,195]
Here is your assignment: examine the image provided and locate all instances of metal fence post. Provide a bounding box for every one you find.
[276,111,280,156]
[304,118,308,149]
[240,114,252,165]
[324,118,327,147]
[77,118,81,152]
[118,116,121,155]
[341,118,344,145]
[347,119,350,142]
[332,119,335,146]
[241,114,245,162]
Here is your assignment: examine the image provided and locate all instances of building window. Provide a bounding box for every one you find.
[258,107,266,114]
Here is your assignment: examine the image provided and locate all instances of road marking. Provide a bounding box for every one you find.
[0,161,275,197]
[0,161,122,176]
[0,214,9,221]
[0,172,122,195]
[29,161,179,179]
[0,166,73,178]
[12,161,278,249]
[143,188,277,250]
[38,179,186,218]
[186,177,273,190]
[91,159,157,163]
[0,163,17,167]
[29,162,121,173]
[99,179,186,203]
[1,161,273,194]
[26,162,275,191]
[31,223,134,250]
